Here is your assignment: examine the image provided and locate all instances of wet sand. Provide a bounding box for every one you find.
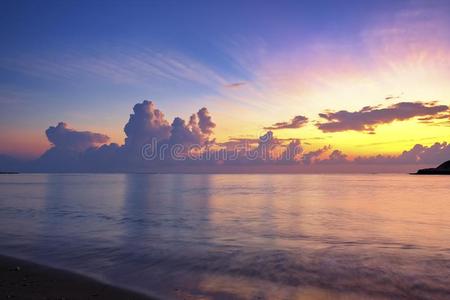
[0,255,153,299]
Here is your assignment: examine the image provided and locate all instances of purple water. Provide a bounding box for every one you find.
[0,174,449,299]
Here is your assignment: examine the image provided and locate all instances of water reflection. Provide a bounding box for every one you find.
[0,174,449,299]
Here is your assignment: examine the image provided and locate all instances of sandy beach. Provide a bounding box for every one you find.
[0,255,152,300]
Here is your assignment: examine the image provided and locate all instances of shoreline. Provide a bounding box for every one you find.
[0,254,154,299]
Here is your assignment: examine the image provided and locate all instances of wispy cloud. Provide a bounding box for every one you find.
[0,47,229,89]
[224,82,246,88]
[0,86,34,105]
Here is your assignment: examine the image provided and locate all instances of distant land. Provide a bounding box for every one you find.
[414,160,450,175]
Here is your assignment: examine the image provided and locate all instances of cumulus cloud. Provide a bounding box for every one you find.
[413,142,450,164]
[307,142,450,167]
[46,122,109,151]
[279,139,303,162]
[169,107,216,146]
[197,107,216,135]
[302,145,332,165]
[31,101,219,171]
[124,100,171,148]
[318,150,349,164]
[205,131,304,164]
[317,101,449,133]
[3,99,450,173]
[170,117,198,145]
[34,122,111,172]
[355,142,450,165]
[122,101,216,151]
[264,115,309,130]
[255,131,279,160]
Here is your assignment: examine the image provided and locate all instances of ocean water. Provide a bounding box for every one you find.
[0,174,449,300]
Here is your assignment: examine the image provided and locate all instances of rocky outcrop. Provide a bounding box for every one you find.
[415,160,450,175]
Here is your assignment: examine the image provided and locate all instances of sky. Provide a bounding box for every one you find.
[1,0,450,172]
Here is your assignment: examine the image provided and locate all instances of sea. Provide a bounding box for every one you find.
[0,173,449,300]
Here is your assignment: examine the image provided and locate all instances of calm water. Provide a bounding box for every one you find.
[0,174,449,300]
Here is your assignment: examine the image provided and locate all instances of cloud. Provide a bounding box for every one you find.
[224,82,246,88]
[205,131,303,164]
[197,107,216,135]
[279,139,303,162]
[34,122,111,172]
[218,135,303,149]
[124,100,171,148]
[264,115,309,130]
[354,142,450,165]
[31,101,219,171]
[1,48,228,89]
[169,117,198,145]
[45,122,109,151]
[255,131,278,160]
[317,150,349,164]
[122,101,217,151]
[2,99,450,173]
[418,112,450,124]
[0,155,25,172]
[317,101,449,133]
[217,138,260,150]
[168,107,216,147]
[385,94,402,101]
[308,142,450,167]
[302,145,332,165]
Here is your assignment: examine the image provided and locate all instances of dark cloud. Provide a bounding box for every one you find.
[317,101,449,133]
[264,115,309,130]
[46,122,109,151]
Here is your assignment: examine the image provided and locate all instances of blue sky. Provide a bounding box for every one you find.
[1,0,450,160]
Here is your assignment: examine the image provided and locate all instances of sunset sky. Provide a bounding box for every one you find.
[1,0,450,166]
